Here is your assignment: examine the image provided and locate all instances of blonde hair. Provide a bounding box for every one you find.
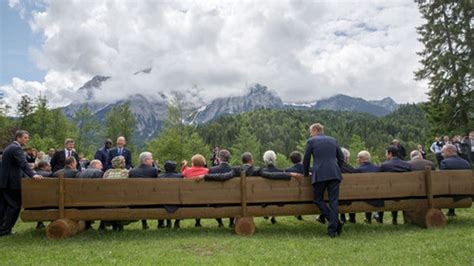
[191,154,206,167]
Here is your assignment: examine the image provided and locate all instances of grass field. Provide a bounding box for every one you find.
[1,208,473,265]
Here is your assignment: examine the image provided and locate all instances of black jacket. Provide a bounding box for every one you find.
[381,157,411,172]
[50,149,81,173]
[340,161,356,173]
[106,147,132,170]
[205,162,236,181]
[285,163,305,175]
[259,165,292,180]
[0,141,36,189]
[129,164,160,178]
[53,168,79,178]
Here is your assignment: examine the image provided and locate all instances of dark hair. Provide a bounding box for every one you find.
[386,145,400,158]
[218,149,231,162]
[37,161,50,170]
[15,130,29,140]
[289,151,302,164]
[64,156,76,166]
[241,152,253,164]
[105,139,112,145]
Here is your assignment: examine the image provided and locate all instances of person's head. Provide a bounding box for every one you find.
[241,152,253,165]
[309,123,324,137]
[104,139,113,149]
[37,161,51,171]
[89,159,103,170]
[218,149,231,163]
[139,151,154,167]
[111,155,126,169]
[64,138,75,151]
[341,148,350,162]
[213,146,219,152]
[116,136,126,148]
[15,130,30,146]
[37,151,45,160]
[443,135,449,142]
[164,160,178,173]
[356,150,371,165]
[410,150,422,160]
[48,148,55,156]
[470,131,474,139]
[26,147,34,155]
[385,145,400,160]
[289,151,302,164]
[191,154,206,167]
[435,136,440,141]
[263,150,276,166]
[64,156,77,169]
[392,139,400,145]
[417,144,423,150]
[441,144,457,158]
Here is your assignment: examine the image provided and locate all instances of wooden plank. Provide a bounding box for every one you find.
[20,197,472,222]
[21,170,473,208]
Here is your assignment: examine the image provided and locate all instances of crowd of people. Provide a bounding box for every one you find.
[0,128,472,237]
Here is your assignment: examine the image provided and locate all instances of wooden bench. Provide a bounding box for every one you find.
[20,168,473,239]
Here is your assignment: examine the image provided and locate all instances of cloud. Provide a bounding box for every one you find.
[2,0,427,110]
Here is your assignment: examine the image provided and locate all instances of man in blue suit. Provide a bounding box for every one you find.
[106,136,132,170]
[354,150,381,223]
[94,139,112,168]
[0,130,43,237]
[303,123,345,238]
[440,144,471,217]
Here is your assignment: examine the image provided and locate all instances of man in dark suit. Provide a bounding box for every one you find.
[76,160,104,179]
[468,131,474,164]
[35,161,52,177]
[0,130,43,237]
[354,150,381,223]
[303,123,345,238]
[379,146,411,225]
[158,161,183,229]
[440,144,471,217]
[94,139,112,168]
[50,138,81,173]
[106,136,132,170]
[233,152,260,177]
[52,157,79,178]
[286,151,305,174]
[129,151,159,229]
[408,150,435,171]
[392,139,407,160]
[339,148,356,223]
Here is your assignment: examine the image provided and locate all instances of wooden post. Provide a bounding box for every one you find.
[235,171,256,235]
[46,219,85,239]
[405,167,447,228]
[58,173,65,219]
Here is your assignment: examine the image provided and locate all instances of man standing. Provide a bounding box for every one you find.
[430,137,443,167]
[468,131,474,164]
[0,130,42,237]
[50,138,81,172]
[94,139,112,168]
[106,136,132,170]
[303,123,345,238]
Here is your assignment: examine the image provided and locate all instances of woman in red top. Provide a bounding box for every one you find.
[181,154,209,179]
[181,153,208,227]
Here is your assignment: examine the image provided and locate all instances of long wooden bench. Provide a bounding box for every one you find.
[20,168,473,239]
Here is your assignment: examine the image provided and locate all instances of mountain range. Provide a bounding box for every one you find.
[61,75,399,143]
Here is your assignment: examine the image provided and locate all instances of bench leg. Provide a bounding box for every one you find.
[46,218,85,239]
[234,217,256,236]
[403,208,447,229]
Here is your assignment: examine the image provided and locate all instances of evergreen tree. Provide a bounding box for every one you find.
[415,0,473,134]
[16,95,35,129]
[74,104,100,156]
[230,125,262,165]
[105,102,136,144]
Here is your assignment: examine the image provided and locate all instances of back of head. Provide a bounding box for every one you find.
[64,156,76,168]
[218,149,231,163]
[89,159,103,170]
[341,148,350,162]
[241,152,253,164]
[111,155,126,169]
[263,150,276,166]
[164,160,178,172]
[191,154,206,167]
[442,144,457,157]
[410,150,421,160]
[139,151,153,165]
[309,123,324,134]
[357,150,371,163]
[37,161,50,171]
[289,151,302,164]
[386,145,400,158]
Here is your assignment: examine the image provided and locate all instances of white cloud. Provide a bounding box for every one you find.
[2,0,427,110]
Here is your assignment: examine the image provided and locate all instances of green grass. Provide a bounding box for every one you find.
[1,208,473,265]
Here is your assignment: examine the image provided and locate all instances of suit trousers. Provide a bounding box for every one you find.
[0,189,22,233]
[312,180,340,235]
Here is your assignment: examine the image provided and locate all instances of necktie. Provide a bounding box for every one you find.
[67,150,71,157]
[119,148,122,155]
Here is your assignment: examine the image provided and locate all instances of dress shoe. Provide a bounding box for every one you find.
[229,222,235,228]
[218,222,224,228]
[296,215,303,221]
[392,219,398,225]
[315,215,326,224]
[174,220,181,229]
[348,218,356,224]
[363,218,372,224]
[195,222,202,227]
[0,230,14,237]
[328,232,337,238]
[270,217,277,224]
[336,221,344,235]
[36,222,45,229]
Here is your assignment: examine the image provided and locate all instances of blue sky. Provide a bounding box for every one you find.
[0,0,45,84]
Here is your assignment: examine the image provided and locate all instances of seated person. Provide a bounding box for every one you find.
[339,148,356,223]
[408,150,435,171]
[129,152,159,230]
[181,154,209,227]
[285,151,305,175]
[76,160,104,178]
[354,150,381,224]
[52,157,79,178]
[35,161,52,177]
[158,161,183,229]
[233,152,260,176]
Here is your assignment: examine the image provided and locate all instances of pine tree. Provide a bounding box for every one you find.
[414,1,473,134]
[16,95,35,129]
[105,102,136,144]
[74,104,100,156]
[230,125,262,165]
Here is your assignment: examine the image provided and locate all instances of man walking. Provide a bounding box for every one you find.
[0,130,42,236]
[303,123,345,238]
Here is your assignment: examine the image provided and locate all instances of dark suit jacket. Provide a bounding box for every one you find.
[285,163,305,175]
[440,156,470,170]
[76,168,104,178]
[408,159,435,171]
[94,147,109,167]
[53,168,79,178]
[50,149,81,173]
[106,147,132,170]
[129,164,159,178]
[205,162,236,181]
[36,170,52,177]
[380,157,411,172]
[303,134,344,184]
[354,162,381,173]
[340,161,356,173]
[159,172,183,178]
[259,165,291,180]
[0,141,36,189]
[233,164,261,177]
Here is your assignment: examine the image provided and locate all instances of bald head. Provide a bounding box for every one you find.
[410,150,422,160]
[116,136,126,148]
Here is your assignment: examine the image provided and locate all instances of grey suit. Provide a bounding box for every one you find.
[76,168,103,178]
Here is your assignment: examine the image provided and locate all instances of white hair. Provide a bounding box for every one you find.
[357,150,371,162]
[410,150,421,160]
[89,159,102,169]
[341,147,350,161]
[139,151,153,164]
[263,150,277,166]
